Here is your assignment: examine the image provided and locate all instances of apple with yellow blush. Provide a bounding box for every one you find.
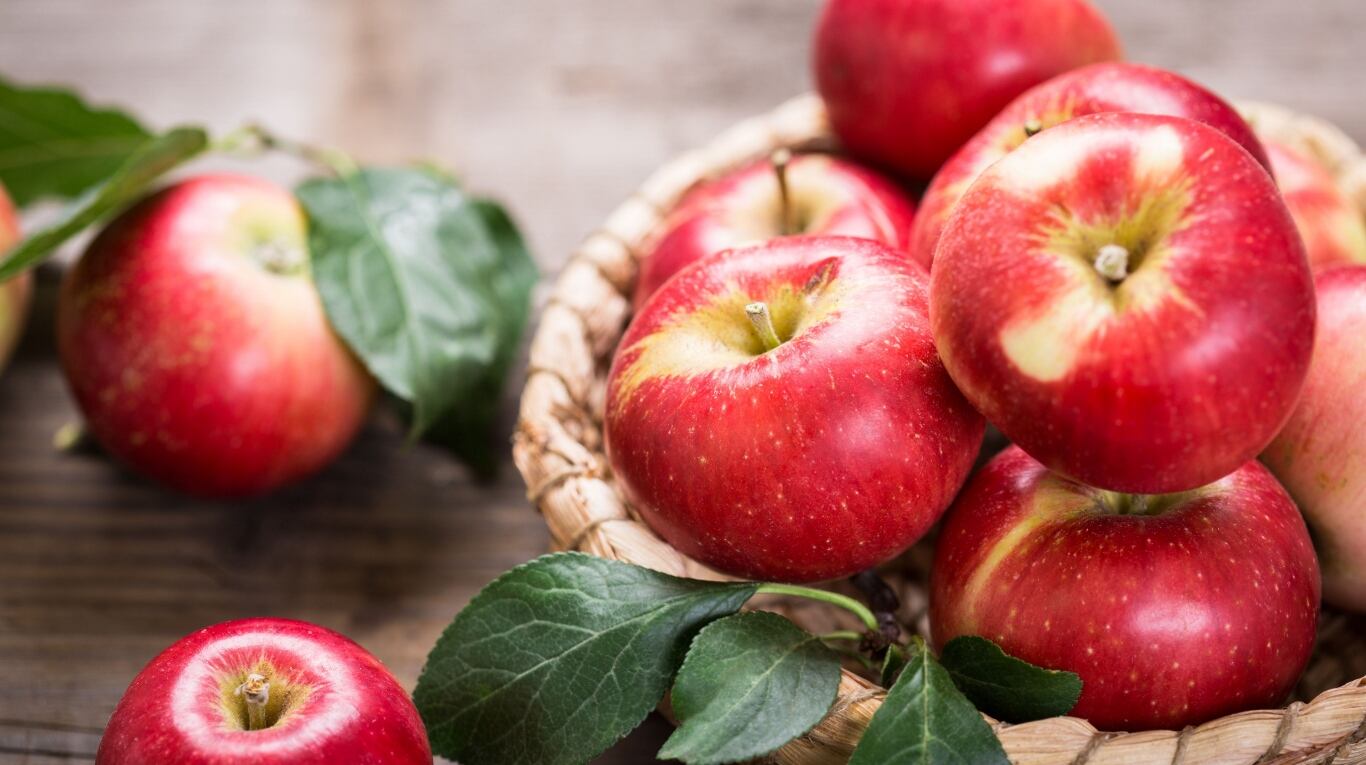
[929,113,1314,493]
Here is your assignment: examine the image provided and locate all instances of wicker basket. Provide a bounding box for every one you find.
[513,93,1366,765]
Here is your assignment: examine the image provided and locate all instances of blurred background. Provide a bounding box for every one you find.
[0,0,1361,762]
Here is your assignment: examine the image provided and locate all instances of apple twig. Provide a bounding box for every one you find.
[215,123,358,178]
[850,568,904,650]
[755,582,880,633]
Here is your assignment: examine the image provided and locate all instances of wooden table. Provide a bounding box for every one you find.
[0,1,1362,762]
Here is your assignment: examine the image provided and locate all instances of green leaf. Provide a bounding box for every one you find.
[413,552,758,765]
[939,636,1082,723]
[0,126,209,279]
[659,612,841,764]
[419,198,537,478]
[297,168,537,470]
[849,638,1008,765]
[881,642,908,688]
[0,77,153,207]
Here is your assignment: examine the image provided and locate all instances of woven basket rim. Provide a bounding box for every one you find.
[513,92,1366,765]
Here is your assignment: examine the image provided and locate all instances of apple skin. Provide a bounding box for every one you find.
[1264,140,1366,272]
[930,446,1320,731]
[96,618,431,764]
[813,0,1122,181]
[930,113,1315,494]
[58,174,374,498]
[0,183,33,374]
[606,236,984,582]
[1263,267,1366,610]
[634,153,915,308]
[911,62,1271,269]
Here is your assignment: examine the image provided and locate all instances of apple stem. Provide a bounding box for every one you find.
[235,673,271,731]
[771,148,795,236]
[1023,120,1044,138]
[756,583,880,632]
[1094,243,1131,283]
[745,302,783,352]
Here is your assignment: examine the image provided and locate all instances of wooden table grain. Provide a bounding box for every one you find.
[0,1,1361,763]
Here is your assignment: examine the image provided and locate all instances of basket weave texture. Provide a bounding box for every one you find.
[513,93,1366,765]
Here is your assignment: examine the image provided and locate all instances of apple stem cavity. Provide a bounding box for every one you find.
[252,240,307,276]
[745,301,784,352]
[235,673,272,731]
[1094,243,1131,283]
[771,148,796,236]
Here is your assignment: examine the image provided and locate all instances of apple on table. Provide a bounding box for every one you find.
[606,235,984,583]
[930,112,1315,493]
[58,174,374,498]
[96,618,431,764]
[633,151,915,308]
[0,183,33,376]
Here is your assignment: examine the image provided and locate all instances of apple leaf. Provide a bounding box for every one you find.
[297,167,537,472]
[881,642,908,687]
[413,552,758,765]
[849,637,1008,765]
[0,77,153,208]
[0,126,209,280]
[413,198,537,479]
[939,636,1082,723]
[659,612,841,764]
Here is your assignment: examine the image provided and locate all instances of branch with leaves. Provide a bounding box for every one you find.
[413,552,1082,765]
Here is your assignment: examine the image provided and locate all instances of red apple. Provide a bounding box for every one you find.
[930,113,1314,493]
[96,618,431,764]
[1263,266,1366,610]
[0,184,33,374]
[931,446,1320,731]
[58,174,374,498]
[911,62,1271,269]
[605,236,984,582]
[813,0,1122,181]
[634,152,915,308]
[1264,140,1366,272]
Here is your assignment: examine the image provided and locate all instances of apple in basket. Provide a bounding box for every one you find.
[929,113,1315,493]
[930,446,1320,731]
[1263,266,1366,611]
[605,236,984,583]
[1263,140,1366,271]
[910,61,1273,269]
[0,183,33,375]
[632,151,916,308]
[813,0,1122,180]
[96,618,431,764]
[57,174,374,498]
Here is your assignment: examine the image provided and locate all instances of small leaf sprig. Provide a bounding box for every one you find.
[414,552,1082,765]
[0,77,535,474]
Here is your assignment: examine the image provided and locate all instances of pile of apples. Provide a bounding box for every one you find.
[605,0,1366,733]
